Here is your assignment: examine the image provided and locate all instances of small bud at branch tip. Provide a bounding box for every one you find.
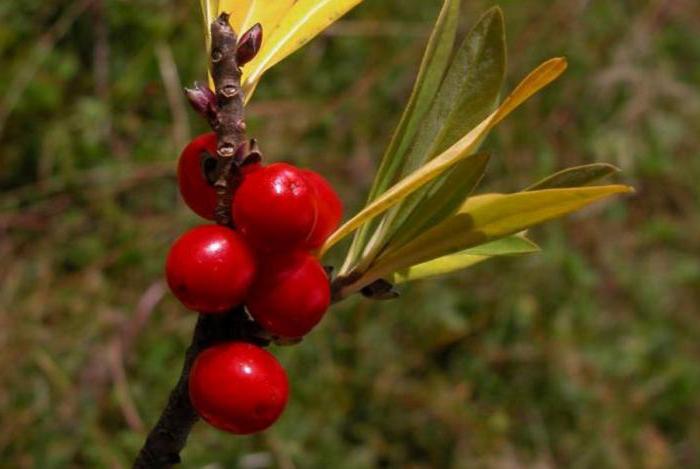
[236,23,263,66]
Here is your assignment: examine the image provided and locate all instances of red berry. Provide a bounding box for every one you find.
[232,163,317,251]
[241,161,263,176]
[177,133,262,220]
[189,342,289,434]
[246,251,330,338]
[177,132,218,220]
[166,225,255,313]
[302,170,343,248]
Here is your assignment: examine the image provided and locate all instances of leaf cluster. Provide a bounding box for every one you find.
[312,1,631,297]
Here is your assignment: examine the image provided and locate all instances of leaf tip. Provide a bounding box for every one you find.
[554,56,568,71]
[598,184,635,197]
[489,5,505,21]
[479,5,505,33]
[600,162,622,173]
[518,237,542,253]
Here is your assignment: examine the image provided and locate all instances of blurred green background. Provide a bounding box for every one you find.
[1,0,699,467]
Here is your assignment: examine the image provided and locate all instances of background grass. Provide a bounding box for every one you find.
[1,0,699,467]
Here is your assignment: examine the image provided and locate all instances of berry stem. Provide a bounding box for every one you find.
[133,308,268,468]
[133,279,375,467]
[132,315,205,468]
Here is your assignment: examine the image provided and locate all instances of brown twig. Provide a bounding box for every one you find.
[133,13,391,467]
[210,12,247,227]
[133,307,269,468]
[133,14,258,468]
[132,276,377,468]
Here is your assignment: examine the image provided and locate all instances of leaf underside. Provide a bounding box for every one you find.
[391,234,540,284]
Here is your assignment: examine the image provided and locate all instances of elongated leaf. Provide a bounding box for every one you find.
[391,234,540,283]
[241,0,364,97]
[451,233,538,257]
[202,1,361,97]
[525,163,620,191]
[320,57,568,257]
[385,152,490,252]
[407,6,506,170]
[369,185,632,279]
[365,0,460,202]
[219,0,295,39]
[354,8,506,268]
[343,0,460,271]
[201,0,220,54]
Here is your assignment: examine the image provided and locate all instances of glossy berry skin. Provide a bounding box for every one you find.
[165,225,255,313]
[302,169,343,249]
[232,163,317,251]
[177,132,218,220]
[189,342,289,434]
[246,251,330,338]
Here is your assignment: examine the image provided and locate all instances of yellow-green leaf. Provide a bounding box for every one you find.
[391,235,539,284]
[201,1,361,96]
[219,0,296,40]
[370,185,632,280]
[201,0,220,54]
[382,152,490,253]
[219,0,252,35]
[343,0,460,271]
[525,163,620,191]
[352,8,506,270]
[320,57,568,258]
[241,0,364,98]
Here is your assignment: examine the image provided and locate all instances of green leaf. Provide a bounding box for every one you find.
[384,152,490,252]
[407,6,506,168]
[320,57,568,257]
[525,163,621,191]
[342,0,460,271]
[391,234,540,284]
[352,8,507,269]
[361,185,632,283]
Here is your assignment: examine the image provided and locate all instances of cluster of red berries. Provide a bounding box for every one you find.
[165,132,342,434]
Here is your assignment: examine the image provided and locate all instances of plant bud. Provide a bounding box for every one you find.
[236,23,263,66]
[184,82,217,118]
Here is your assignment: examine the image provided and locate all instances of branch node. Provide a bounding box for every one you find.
[360,279,400,301]
[220,84,239,98]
